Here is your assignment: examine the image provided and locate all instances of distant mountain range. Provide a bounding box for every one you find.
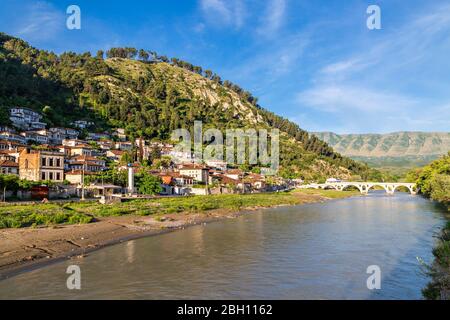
[313,132,450,168]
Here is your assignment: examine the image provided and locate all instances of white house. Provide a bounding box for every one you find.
[49,127,79,141]
[115,141,133,151]
[20,131,49,144]
[0,131,27,144]
[71,120,94,129]
[0,160,19,176]
[206,160,227,171]
[179,164,209,184]
[9,107,46,130]
[113,128,127,141]
[87,132,110,141]
[106,149,124,162]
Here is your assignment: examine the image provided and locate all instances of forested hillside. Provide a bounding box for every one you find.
[0,32,374,181]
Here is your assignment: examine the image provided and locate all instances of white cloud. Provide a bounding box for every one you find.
[296,85,450,133]
[319,3,450,80]
[296,3,450,133]
[200,0,246,29]
[15,1,64,41]
[297,85,417,113]
[258,0,287,36]
[231,32,310,84]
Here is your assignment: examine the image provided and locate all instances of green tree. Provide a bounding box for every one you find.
[138,49,149,61]
[42,105,53,115]
[136,172,162,195]
[96,50,104,60]
[0,174,19,201]
[120,151,133,165]
[413,152,450,205]
[429,174,450,203]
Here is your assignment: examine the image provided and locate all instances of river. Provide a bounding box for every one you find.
[0,192,446,299]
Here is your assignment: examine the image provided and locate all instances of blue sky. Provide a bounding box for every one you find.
[1,0,449,134]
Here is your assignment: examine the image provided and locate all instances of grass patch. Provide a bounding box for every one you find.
[0,189,356,229]
[0,203,93,228]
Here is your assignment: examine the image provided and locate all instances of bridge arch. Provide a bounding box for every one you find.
[393,184,418,195]
[367,184,395,194]
[340,184,364,193]
[323,182,418,195]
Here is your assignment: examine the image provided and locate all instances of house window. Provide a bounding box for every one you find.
[41,157,46,166]
[25,159,29,169]
[49,158,54,167]
[41,172,46,180]
[56,172,61,180]
[56,159,61,167]
[49,172,53,180]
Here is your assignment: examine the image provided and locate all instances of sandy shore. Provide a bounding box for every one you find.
[0,192,335,280]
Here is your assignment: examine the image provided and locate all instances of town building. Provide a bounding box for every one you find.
[68,145,94,157]
[159,172,193,195]
[20,131,49,144]
[62,139,86,147]
[65,170,96,185]
[67,155,106,172]
[115,141,133,151]
[9,107,46,130]
[71,120,94,130]
[179,164,209,184]
[0,160,19,175]
[113,128,127,141]
[87,132,110,141]
[224,169,244,180]
[0,140,26,151]
[0,131,27,144]
[0,150,18,162]
[106,149,124,162]
[19,148,65,182]
[49,127,79,142]
[135,138,151,160]
[245,173,267,191]
[0,126,16,133]
[205,160,227,171]
[98,140,114,151]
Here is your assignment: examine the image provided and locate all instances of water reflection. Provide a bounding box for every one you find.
[0,192,446,300]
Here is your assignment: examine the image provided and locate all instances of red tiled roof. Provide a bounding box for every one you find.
[0,150,17,155]
[220,176,239,185]
[226,169,243,174]
[180,164,208,170]
[108,150,124,155]
[0,160,18,167]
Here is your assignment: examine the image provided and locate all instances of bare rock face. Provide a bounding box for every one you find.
[313,131,450,167]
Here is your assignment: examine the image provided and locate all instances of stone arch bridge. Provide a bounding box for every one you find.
[305,182,418,195]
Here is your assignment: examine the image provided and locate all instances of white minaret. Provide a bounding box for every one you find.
[128,164,135,194]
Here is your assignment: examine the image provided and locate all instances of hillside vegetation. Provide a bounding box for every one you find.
[411,152,450,300]
[0,32,374,181]
[407,152,450,207]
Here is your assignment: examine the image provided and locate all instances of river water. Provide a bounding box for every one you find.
[0,192,446,300]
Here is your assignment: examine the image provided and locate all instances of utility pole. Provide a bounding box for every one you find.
[81,166,85,201]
